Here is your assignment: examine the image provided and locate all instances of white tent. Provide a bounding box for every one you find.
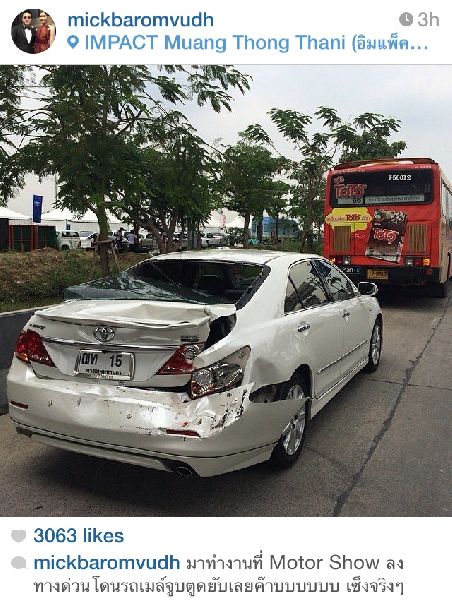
[0,206,32,223]
[226,216,246,229]
[204,209,245,231]
[40,208,123,233]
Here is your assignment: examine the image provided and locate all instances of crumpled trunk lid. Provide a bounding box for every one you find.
[28,300,235,383]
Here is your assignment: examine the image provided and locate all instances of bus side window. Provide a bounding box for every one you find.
[441,182,448,218]
[444,182,452,229]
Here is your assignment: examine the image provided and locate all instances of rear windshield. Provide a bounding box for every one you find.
[329,169,433,207]
[64,259,264,305]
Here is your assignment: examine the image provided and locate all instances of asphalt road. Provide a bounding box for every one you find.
[0,290,451,517]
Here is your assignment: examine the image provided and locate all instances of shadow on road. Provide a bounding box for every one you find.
[376,284,449,310]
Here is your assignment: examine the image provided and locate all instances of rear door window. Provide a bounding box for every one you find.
[314,259,356,302]
[284,261,328,313]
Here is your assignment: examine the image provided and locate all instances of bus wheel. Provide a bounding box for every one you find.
[430,281,448,298]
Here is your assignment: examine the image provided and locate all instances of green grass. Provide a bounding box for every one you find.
[0,249,143,312]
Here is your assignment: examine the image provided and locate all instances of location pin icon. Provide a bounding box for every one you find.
[67,35,79,49]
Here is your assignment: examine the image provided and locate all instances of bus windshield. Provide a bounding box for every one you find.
[329,168,433,207]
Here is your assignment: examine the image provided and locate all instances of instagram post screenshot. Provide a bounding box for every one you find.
[0,1,450,597]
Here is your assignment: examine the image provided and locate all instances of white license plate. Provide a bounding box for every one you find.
[75,350,134,380]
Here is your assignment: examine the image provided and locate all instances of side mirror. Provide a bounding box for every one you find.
[358,281,378,297]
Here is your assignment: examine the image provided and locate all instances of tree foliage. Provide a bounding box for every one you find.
[246,107,406,250]
[0,66,29,204]
[121,115,219,254]
[24,65,250,272]
[221,130,289,246]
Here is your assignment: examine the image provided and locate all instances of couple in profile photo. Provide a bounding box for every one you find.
[11,9,55,54]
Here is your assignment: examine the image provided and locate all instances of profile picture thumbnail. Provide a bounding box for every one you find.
[11,9,56,54]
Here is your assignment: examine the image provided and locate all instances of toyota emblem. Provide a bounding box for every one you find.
[93,326,115,342]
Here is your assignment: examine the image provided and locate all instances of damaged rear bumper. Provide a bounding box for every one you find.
[13,424,274,477]
[8,360,302,477]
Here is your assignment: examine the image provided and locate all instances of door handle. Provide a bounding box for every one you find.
[297,323,311,332]
[342,311,351,318]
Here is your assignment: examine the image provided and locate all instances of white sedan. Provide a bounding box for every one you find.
[8,250,382,477]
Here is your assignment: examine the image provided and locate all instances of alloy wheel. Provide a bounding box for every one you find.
[282,385,306,456]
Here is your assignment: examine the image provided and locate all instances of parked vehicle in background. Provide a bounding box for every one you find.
[79,231,95,249]
[81,232,116,250]
[175,233,188,250]
[56,231,81,250]
[8,249,382,477]
[201,232,225,248]
[140,234,158,251]
[323,157,452,297]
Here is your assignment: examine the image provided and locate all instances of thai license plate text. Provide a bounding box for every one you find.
[75,350,134,380]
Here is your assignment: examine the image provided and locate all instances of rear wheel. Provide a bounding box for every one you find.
[362,318,382,373]
[270,376,309,469]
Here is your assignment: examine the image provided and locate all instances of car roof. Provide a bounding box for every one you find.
[152,248,320,266]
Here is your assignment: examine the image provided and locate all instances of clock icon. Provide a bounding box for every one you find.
[399,12,414,26]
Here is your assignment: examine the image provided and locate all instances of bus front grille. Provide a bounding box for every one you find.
[333,226,352,253]
[405,223,428,254]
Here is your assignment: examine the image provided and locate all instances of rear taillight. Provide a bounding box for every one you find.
[189,347,250,399]
[15,330,55,367]
[405,256,431,267]
[157,344,204,375]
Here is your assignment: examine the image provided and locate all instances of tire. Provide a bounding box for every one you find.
[362,318,382,373]
[270,376,310,469]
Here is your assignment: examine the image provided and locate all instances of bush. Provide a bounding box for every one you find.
[0,249,143,309]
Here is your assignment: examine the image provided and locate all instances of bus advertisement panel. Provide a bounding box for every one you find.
[323,158,452,297]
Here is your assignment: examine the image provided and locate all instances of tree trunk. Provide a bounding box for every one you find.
[146,220,166,254]
[95,199,111,276]
[275,215,279,244]
[243,212,251,248]
[256,214,263,244]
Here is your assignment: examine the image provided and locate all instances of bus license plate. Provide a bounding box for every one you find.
[75,350,134,380]
[367,269,388,280]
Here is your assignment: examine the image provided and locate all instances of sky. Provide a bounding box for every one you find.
[9,64,452,216]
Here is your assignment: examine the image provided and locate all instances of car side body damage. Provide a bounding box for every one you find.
[8,250,381,476]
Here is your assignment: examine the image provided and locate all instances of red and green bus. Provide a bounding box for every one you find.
[323,158,452,297]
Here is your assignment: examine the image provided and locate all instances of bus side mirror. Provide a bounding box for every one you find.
[358,281,378,296]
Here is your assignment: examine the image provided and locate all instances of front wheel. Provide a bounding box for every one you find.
[270,377,309,469]
[362,318,382,373]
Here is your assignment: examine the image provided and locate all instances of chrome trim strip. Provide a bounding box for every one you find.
[42,336,178,352]
[316,358,368,402]
[317,339,368,374]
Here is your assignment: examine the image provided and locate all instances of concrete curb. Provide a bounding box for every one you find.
[0,305,52,316]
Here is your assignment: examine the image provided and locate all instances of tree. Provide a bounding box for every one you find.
[245,107,406,251]
[0,66,29,204]
[25,65,250,273]
[316,107,407,163]
[121,114,219,254]
[221,130,289,247]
